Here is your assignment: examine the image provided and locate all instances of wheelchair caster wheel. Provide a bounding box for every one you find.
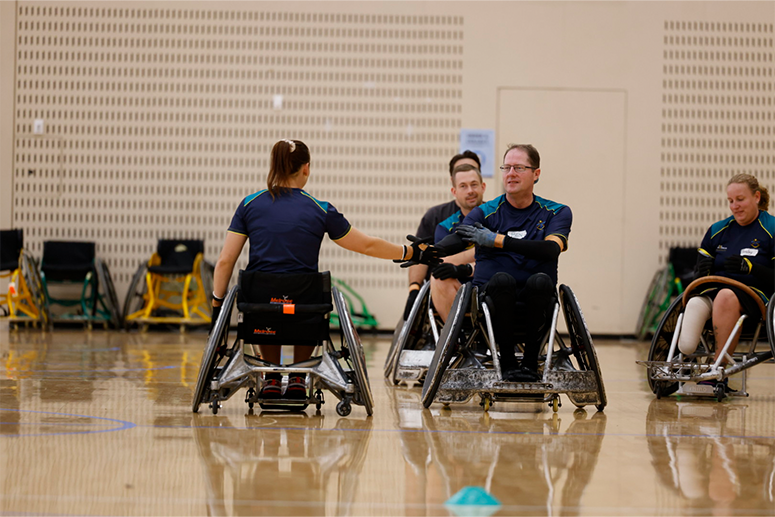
[209,401,220,415]
[336,400,352,417]
[314,389,324,411]
[480,396,491,412]
[714,384,726,402]
[551,397,559,413]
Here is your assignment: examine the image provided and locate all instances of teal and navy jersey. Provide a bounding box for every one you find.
[462,194,572,287]
[699,210,775,302]
[228,188,351,273]
[435,210,466,244]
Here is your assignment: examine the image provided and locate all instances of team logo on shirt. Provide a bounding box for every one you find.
[254,327,277,335]
[536,220,545,231]
[750,238,761,248]
[716,245,727,253]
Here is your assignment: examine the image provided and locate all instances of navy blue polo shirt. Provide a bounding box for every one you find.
[435,210,466,244]
[462,194,572,287]
[228,188,351,273]
[699,210,775,302]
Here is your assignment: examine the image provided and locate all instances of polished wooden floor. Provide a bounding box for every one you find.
[1,326,774,516]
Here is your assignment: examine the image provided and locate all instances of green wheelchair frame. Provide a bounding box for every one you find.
[328,277,379,330]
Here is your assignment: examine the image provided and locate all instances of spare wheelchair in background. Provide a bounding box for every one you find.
[420,282,606,412]
[384,280,442,385]
[638,276,774,402]
[0,229,50,329]
[192,270,373,417]
[39,240,121,329]
[123,239,213,331]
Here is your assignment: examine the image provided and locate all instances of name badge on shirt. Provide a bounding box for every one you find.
[507,230,527,240]
[740,248,758,257]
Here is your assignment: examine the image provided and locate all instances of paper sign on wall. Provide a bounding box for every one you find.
[459,129,496,178]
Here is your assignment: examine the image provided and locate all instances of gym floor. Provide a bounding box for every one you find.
[1,328,773,516]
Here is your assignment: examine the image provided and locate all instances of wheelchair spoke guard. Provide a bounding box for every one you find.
[384,280,432,384]
[333,286,374,416]
[192,285,238,413]
[645,296,683,397]
[559,284,607,411]
[421,282,472,409]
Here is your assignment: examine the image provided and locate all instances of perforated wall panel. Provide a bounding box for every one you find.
[660,20,774,258]
[12,2,463,320]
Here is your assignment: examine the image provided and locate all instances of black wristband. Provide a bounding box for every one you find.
[212,291,225,303]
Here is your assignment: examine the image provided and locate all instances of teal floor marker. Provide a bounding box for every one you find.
[445,486,501,517]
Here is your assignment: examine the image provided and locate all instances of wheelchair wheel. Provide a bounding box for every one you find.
[95,259,122,328]
[192,285,238,413]
[636,266,671,341]
[646,296,683,397]
[559,285,607,411]
[767,297,774,358]
[383,316,405,382]
[421,282,472,409]
[384,281,431,384]
[333,287,374,416]
[122,264,148,329]
[20,251,50,329]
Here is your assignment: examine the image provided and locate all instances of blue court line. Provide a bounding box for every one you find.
[0,408,136,437]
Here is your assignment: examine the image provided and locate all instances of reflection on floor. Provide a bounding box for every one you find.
[1,328,773,516]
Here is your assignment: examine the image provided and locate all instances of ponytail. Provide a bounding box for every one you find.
[267,139,310,198]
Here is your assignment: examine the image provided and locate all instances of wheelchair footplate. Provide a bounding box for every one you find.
[395,349,435,382]
[434,368,600,405]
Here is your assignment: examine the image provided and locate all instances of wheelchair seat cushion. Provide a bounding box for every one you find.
[0,229,23,272]
[148,239,204,275]
[237,270,332,345]
[41,241,95,281]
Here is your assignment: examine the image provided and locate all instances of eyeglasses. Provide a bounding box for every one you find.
[500,164,536,173]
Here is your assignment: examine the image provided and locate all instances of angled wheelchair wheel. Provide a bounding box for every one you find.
[559,285,607,411]
[20,251,50,329]
[421,282,472,409]
[192,285,238,413]
[384,281,431,384]
[333,287,374,416]
[767,297,774,358]
[122,264,148,329]
[95,259,122,328]
[646,296,683,397]
[636,266,671,341]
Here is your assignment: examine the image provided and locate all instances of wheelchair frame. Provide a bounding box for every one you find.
[420,282,607,412]
[383,280,442,385]
[638,276,774,402]
[1,249,51,330]
[192,281,373,417]
[123,252,213,331]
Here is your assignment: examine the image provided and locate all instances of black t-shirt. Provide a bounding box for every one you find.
[416,200,459,241]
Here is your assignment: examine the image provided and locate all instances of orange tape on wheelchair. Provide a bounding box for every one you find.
[283,304,295,315]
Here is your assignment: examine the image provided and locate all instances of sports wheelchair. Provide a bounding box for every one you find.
[0,229,50,329]
[420,282,607,412]
[638,276,774,401]
[192,270,373,417]
[384,280,442,385]
[39,241,121,329]
[123,239,213,330]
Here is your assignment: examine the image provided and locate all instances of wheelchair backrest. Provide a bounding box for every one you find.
[0,229,23,272]
[41,241,95,281]
[669,247,697,287]
[237,270,332,345]
[156,239,204,270]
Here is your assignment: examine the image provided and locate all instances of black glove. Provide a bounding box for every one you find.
[456,223,498,248]
[210,305,222,332]
[395,235,445,268]
[694,254,714,277]
[432,263,473,280]
[723,255,752,275]
[403,289,419,321]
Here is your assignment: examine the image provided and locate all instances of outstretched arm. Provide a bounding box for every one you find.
[335,227,404,259]
[213,232,248,306]
[455,223,562,261]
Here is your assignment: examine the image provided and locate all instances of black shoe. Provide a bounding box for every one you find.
[503,367,541,382]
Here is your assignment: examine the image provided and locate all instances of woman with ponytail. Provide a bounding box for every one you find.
[677,174,773,386]
[211,139,441,399]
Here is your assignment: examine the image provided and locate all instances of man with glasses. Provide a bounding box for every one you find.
[403,151,482,321]
[435,144,572,382]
